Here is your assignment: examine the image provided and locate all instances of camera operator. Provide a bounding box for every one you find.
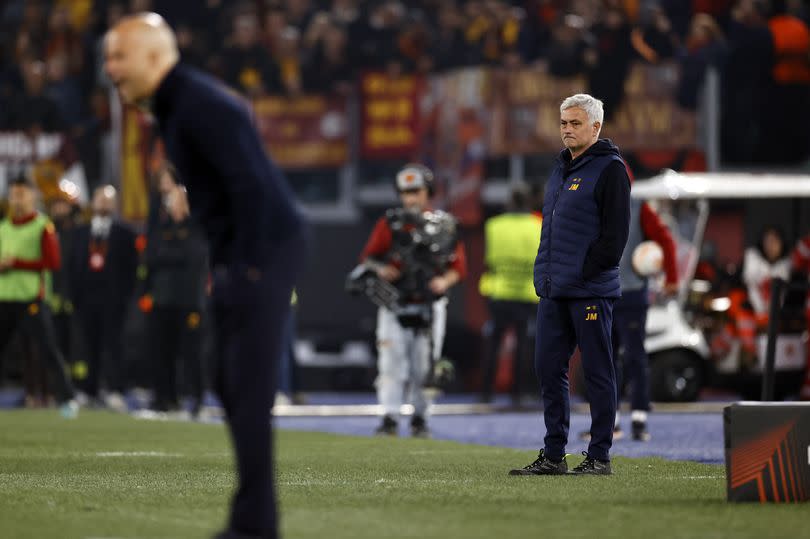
[359,164,466,437]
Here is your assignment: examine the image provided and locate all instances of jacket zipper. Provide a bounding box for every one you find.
[545,171,566,297]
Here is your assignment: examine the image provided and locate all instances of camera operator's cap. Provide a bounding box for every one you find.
[396,165,429,192]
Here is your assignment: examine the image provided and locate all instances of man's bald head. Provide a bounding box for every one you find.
[104,12,179,106]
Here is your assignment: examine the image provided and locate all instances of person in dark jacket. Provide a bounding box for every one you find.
[69,185,137,409]
[143,164,208,414]
[509,94,630,477]
[47,184,81,379]
[105,14,306,539]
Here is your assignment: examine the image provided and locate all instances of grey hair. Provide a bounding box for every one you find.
[560,94,604,127]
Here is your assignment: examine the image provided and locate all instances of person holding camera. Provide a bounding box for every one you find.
[359,164,466,437]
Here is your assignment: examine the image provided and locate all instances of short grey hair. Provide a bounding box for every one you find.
[560,94,604,126]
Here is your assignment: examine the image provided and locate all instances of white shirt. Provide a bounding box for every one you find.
[742,247,791,314]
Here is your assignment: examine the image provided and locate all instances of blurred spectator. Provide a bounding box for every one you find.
[546,14,589,77]
[143,165,208,415]
[46,181,81,372]
[585,7,633,120]
[11,58,64,132]
[222,9,282,97]
[44,52,83,128]
[330,0,361,26]
[518,0,556,64]
[462,0,490,65]
[742,226,790,318]
[430,2,471,71]
[764,0,810,163]
[693,0,734,17]
[264,4,289,54]
[285,0,317,32]
[398,15,433,72]
[275,26,303,95]
[349,1,406,72]
[481,2,524,68]
[73,87,112,189]
[44,4,83,76]
[69,185,136,409]
[676,13,725,110]
[175,22,206,70]
[631,6,680,63]
[721,0,773,164]
[661,0,696,37]
[302,20,354,94]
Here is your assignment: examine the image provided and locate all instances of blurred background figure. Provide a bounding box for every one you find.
[478,183,541,406]
[275,290,302,407]
[743,226,791,321]
[69,185,136,410]
[0,174,78,418]
[46,180,82,380]
[611,189,678,442]
[141,165,208,416]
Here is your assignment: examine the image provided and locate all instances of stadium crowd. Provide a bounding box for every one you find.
[1,0,809,186]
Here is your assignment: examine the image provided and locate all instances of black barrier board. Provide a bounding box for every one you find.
[725,402,810,502]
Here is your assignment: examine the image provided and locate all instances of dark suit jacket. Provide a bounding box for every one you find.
[69,221,137,314]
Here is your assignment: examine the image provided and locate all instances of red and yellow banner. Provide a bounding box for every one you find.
[253,95,348,169]
[360,72,425,159]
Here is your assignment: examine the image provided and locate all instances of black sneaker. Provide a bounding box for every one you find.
[509,449,568,476]
[375,415,398,436]
[410,415,430,438]
[631,420,651,442]
[570,452,612,475]
[578,425,624,442]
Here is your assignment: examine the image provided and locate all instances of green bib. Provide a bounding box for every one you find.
[0,214,51,302]
[479,213,542,303]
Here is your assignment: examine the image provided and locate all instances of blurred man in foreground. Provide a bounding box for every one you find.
[105,13,306,539]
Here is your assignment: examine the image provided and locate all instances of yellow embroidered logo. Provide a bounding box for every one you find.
[568,178,582,191]
[585,305,598,321]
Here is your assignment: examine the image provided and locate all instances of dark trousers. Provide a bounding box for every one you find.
[78,303,126,397]
[212,239,303,538]
[0,301,75,402]
[613,293,650,413]
[481,300,536,403]
[535,297,616,462]
[52,312,73,365]
[277,311,299,396]
[148,305,204,411]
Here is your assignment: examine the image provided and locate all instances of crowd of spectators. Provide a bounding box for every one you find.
[1,0,809,173]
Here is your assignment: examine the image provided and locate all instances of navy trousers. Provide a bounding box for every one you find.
[535,297,616,462]
[612,291,650,412]
[212,236,304,539]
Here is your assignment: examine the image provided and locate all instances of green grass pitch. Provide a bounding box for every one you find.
[0,410,807,539]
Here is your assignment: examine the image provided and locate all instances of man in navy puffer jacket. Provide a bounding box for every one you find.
[509,94,630,476]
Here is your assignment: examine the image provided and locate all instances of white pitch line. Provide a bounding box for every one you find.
[94,451,183,457]
[662,476,724,480]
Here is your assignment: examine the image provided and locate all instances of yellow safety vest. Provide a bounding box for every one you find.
[479,212,542,303]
